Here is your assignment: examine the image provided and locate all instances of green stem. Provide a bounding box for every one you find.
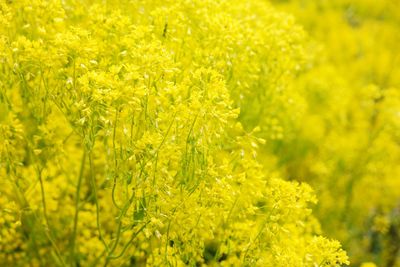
[88,150,109,252]
[111,108,121,210]
[70,149,87,266]
[37,168,66,267]
[106,220,150,260]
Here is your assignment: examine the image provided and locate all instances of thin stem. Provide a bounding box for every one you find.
[104,181,139,266]
[88,150,109,252]
[37,168,67,267]
[111,108,121,210]
[103,221,122,267]
[106,220,151,260]
[70,149,87,266]
[242,218,269,263]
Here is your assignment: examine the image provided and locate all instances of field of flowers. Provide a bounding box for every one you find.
[0,0,399,266]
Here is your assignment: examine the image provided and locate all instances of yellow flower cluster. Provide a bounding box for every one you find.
[2,0,397,266]
[264,0,400,266]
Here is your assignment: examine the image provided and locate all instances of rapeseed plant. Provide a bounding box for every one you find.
[1,0,348,266]
[266,0,400,265]
[2,0,398,266]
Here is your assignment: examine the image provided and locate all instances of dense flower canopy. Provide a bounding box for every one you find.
[0,0,399,266]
